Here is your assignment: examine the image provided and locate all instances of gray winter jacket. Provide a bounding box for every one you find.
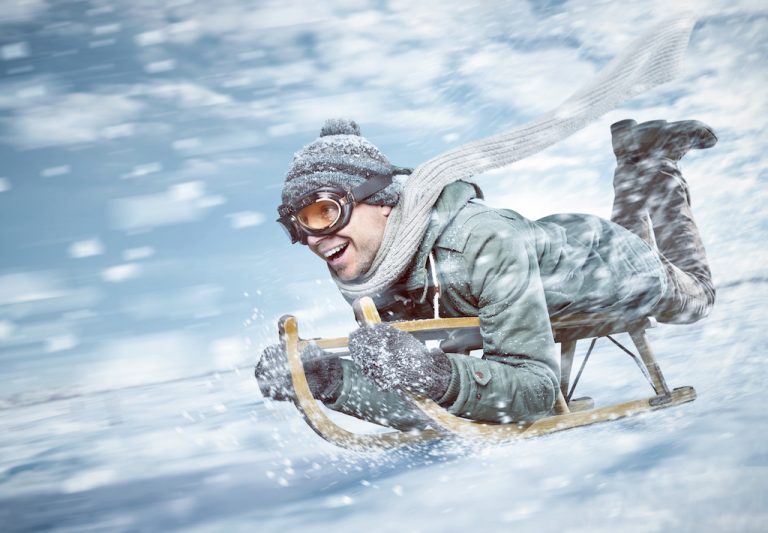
[326,181,667,429]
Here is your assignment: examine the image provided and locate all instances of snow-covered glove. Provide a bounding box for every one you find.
[348,323,453,401]
[254,343,343,402]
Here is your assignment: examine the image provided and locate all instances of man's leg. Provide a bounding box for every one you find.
[610,119,717,324]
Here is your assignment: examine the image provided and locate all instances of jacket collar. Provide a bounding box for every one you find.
[370,180,483,314]
[412,180,483,282]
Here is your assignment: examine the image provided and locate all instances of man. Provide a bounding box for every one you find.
[255,118,716,430]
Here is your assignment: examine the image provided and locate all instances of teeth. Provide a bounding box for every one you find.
[323,243,347,258]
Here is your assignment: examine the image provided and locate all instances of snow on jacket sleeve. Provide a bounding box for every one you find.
[325,359,431,431]
[438,213,560,422]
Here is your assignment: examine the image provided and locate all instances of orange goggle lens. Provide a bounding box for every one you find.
[296,198,342,230]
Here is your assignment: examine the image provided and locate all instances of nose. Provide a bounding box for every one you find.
[306,235,323,247]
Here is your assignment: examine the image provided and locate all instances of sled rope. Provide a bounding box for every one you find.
[334,17,695,300]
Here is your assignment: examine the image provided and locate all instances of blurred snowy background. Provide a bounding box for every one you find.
[0,0,765,531]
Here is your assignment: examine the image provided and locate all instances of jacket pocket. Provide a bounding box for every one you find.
[471,359,493,386]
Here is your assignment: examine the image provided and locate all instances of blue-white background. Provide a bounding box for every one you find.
[0,1,765,531]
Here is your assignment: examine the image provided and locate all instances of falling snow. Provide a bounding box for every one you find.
[0,1,765,531]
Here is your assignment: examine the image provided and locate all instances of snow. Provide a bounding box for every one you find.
[227,211,266,229]
[0,0,765,530]
[101,264,141,283]
[68,239,105,259]
[122,246,154,261]
[1,282,765,531]
[1,42,30,61]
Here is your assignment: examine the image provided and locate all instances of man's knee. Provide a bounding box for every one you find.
[655,282,715,325]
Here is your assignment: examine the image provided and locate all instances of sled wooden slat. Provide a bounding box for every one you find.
[300,316,481,351]
[300,313,655,352]
[281,297,696,450]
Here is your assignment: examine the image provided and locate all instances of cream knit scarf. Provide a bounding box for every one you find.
[335,18,695,301]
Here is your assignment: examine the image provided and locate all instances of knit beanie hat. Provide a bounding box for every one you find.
[281,119,402,208]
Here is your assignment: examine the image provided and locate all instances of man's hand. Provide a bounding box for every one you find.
[348,323,453,400]
[254,343,343,402]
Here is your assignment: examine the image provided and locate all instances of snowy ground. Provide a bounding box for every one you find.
[1,280,765,532]
[0,2,765,531]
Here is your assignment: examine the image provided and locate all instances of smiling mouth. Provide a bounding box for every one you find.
[322,242,349,262]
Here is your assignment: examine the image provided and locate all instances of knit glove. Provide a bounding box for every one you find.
[255,343,343,402]
[348,323,453,401]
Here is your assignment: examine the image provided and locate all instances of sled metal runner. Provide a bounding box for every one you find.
[278,297,696,451]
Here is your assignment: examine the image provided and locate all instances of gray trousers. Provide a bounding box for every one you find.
[611,158,715,324]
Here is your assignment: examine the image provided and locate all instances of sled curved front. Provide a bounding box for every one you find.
[279,315,441,451]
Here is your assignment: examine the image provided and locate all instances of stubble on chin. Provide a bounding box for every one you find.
[330,241,379,282]
[334,260,365,283]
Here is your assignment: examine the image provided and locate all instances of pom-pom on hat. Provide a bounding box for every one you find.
[281,119,401,208]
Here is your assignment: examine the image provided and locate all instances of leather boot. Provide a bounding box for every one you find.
[611,119,717,164]
[609,118,717,324]
[610,118,718,239]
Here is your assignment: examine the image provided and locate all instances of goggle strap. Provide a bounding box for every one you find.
[348,173,393,204]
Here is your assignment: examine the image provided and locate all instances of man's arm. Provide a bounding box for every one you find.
[438,217,560,422]
[324,359,433,431]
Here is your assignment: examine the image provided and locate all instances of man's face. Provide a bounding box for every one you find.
[306,203,392,281]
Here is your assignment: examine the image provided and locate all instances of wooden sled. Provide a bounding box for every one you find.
[278,297,696,451]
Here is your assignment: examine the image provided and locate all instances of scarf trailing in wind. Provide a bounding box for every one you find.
[333,18,696,301]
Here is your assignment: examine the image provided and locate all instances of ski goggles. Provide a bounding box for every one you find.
[277,167,411,244]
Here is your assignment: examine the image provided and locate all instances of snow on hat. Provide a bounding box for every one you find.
[281,119,401,207]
